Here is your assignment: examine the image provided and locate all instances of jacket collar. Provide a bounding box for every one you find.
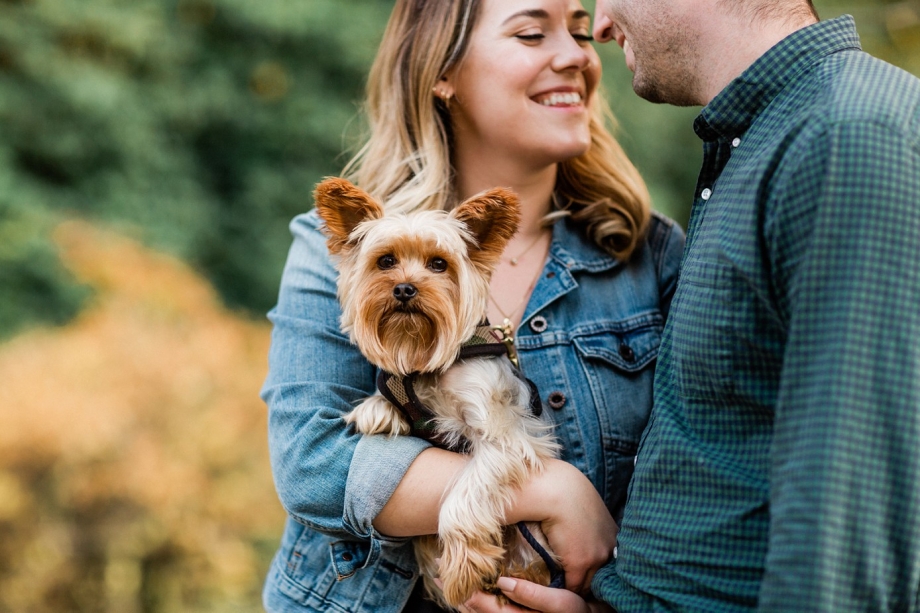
[547,216,622,274]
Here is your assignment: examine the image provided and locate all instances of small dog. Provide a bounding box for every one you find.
[313,177,561,609]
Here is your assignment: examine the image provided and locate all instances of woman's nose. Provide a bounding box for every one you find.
[552,36,592,73]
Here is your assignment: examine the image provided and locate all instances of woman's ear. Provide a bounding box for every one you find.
[432,74,456,103]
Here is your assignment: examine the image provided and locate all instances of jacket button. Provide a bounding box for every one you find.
[530,316,548,333]
[619,343,635,362]
[548,391,566,410]
[342,552,353,562]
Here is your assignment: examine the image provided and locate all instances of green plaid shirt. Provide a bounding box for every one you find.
[594,16,920,612]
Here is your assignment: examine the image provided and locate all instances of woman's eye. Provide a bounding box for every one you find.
[572,33,594,43]
[428,257,448,273]
[515,33,544,42]
[377,254,397,269]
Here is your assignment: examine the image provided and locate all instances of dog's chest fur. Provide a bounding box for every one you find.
[415,357,534,445]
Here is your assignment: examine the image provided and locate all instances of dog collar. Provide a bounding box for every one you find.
[375,321,543,452]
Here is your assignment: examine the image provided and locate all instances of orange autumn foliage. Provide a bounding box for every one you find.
[0,220,285,612]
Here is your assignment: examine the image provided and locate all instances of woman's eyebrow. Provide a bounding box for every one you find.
[502,9,550,25]
[501,8,592,26]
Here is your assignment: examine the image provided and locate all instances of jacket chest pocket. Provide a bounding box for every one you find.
[572,317,662,517]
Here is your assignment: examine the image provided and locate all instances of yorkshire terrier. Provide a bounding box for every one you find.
[313,177,562,609]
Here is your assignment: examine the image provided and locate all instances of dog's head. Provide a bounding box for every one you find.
[314,177,520,375]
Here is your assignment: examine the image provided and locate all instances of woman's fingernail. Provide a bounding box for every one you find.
[496,577,516,591]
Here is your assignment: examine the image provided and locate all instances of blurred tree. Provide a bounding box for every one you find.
[0,0,390,338]
[0,0,916,340]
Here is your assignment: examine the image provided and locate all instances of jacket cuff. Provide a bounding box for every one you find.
[342,433,432,563]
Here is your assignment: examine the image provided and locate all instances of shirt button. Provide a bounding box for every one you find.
[701,188,712,201]
[547,391,566,410]
[732,137,742,148]
[530,316,548,333]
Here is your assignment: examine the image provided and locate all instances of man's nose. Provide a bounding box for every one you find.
[593,12,616,43]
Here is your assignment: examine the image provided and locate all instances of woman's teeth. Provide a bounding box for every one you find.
[539,93,582,106]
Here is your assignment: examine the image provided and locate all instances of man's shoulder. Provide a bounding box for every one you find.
[810,49,920,135]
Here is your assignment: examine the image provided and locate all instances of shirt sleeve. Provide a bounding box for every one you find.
[261,212,431,552]
[759,120,920,610]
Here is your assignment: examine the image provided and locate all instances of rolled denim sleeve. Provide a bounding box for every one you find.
[262,211,431,549]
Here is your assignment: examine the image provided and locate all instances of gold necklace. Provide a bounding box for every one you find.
[505,229,548,266]
[489,257,546,367]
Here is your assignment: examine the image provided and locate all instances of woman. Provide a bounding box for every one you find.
[261,0,684,611]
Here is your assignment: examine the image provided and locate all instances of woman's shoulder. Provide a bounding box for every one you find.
[642,211,685,271]
[292,208,326,237]
[645,211,684,253]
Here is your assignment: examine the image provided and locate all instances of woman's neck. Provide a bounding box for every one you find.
[456,162,557,237]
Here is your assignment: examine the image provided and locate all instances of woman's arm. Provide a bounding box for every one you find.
[376,453,617,595]
[264,212,432,543]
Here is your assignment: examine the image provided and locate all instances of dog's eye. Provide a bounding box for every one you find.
[428,257,448,273]
[377,254,397,269]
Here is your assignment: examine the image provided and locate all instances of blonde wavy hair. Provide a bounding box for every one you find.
[342,0,651,261]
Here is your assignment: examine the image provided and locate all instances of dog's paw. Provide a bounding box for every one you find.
[344,395,410,436]
[438,531,505,607]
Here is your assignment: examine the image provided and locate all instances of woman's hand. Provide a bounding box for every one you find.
[461,577,615,613]
[507,459,618,594]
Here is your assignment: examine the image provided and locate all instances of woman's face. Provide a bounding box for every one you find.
[446,0,601,172]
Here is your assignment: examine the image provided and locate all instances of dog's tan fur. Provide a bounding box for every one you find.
[314,177,561,609]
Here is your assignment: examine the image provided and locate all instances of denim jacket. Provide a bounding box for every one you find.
[261,209,685,613]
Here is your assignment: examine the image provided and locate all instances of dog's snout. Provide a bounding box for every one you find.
[393,283,418,303]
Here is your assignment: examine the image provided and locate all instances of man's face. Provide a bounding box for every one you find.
[594,0,704,106]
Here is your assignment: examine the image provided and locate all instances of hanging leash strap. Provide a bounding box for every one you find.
[515,522,566,589]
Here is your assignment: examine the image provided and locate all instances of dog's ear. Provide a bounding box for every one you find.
[451,188,521,271]
[313,177,384,254]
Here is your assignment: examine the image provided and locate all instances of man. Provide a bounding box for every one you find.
[468,0,920,611]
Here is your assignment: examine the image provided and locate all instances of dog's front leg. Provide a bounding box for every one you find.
[344,392,410,436]
[436,444,509,607]
[437,432,554,607]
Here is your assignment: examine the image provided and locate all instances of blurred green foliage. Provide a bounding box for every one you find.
[0,0,918,340]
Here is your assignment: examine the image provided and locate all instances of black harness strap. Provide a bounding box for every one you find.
[376,369,461,451]
[375,322,543,449]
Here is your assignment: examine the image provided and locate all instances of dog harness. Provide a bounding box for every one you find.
[375,322,564,589]
[375,322,542,452]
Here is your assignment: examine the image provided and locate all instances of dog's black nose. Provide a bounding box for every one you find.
[393,283,418,303]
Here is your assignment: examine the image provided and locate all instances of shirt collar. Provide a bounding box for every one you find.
[694,15,862,142]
